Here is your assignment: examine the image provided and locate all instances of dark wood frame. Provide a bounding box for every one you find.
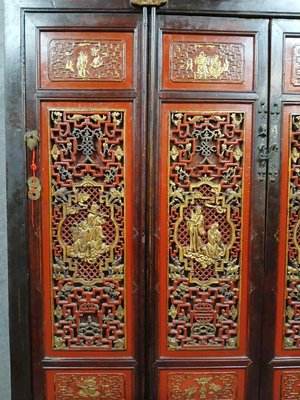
[6,1,300,399]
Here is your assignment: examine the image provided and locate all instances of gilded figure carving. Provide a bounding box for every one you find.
[170,42,244,83]
[48,39,125,81]
[167,111,244,350]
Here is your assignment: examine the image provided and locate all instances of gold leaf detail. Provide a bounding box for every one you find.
[116,305,124,321]
[168,304,177,320]
[51,144,61,160]
[233,146,243,162]
[115,146,124,161]
[171,145,179,160]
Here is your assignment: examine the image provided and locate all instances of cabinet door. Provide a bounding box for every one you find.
[24,10,147,400]
[148,13,269,400]
[263,19,300,400]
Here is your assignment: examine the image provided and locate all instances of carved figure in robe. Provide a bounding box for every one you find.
[186,206,205,252]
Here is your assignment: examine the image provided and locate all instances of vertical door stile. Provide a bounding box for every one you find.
[147,6,160,400]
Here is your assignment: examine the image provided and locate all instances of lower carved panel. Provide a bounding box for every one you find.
[159,369,245,400]
[274,369,300,400]
[45,369,133,399]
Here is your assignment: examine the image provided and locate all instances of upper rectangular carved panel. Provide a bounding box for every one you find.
[284,37,300,93]
[40,32,134,90]
[162,34,254,92]
[170,42,244,83]
[48,39,126,82]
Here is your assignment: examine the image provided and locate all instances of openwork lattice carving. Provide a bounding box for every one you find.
[55,373,125,399]
[284,114,300,349]
[170,42,244,83]
[167,372,238,400]
[49,110,126,350]
[281,372,300,399]
[48,40,125,81]
[167,111,244,350]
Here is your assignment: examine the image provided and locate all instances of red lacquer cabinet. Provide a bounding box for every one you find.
[6,1,300,399]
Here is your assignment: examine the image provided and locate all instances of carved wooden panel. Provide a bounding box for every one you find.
[45,369,133,399]
[41,102,133,357]
[158,103,252,357]
[159,369,245,399]
[162,34,254,92]
[274,370,300,400]
[283,37,300,93]
[40,32,134,89]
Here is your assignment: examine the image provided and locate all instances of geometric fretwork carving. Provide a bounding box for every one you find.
[55,373,125,399]
[284,114,300,349]
[170,42,244,83]
[50,110,126,350]
[167,372,239,399]
[168,111,244,349]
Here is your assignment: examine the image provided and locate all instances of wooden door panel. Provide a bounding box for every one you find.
[40,31,134,90]
[158,102,253,358]
[150,14,268,400]
[162,34,254,92]
[25,10,146,399]
[159,369,246,400]
[261,20,300,400]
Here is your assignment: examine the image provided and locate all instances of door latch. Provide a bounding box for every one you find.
[25,130,41,200]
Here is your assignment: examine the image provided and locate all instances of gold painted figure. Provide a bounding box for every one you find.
[205,222,225,261]
[186,206,205,252]
[77,51,89,78]
[77,377,100,398]
[185,207,225,268]
[67,203,109,263]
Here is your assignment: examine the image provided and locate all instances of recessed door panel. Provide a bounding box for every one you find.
[40,102,134,358]
[158,103,253,358]
[275,105,300,357]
